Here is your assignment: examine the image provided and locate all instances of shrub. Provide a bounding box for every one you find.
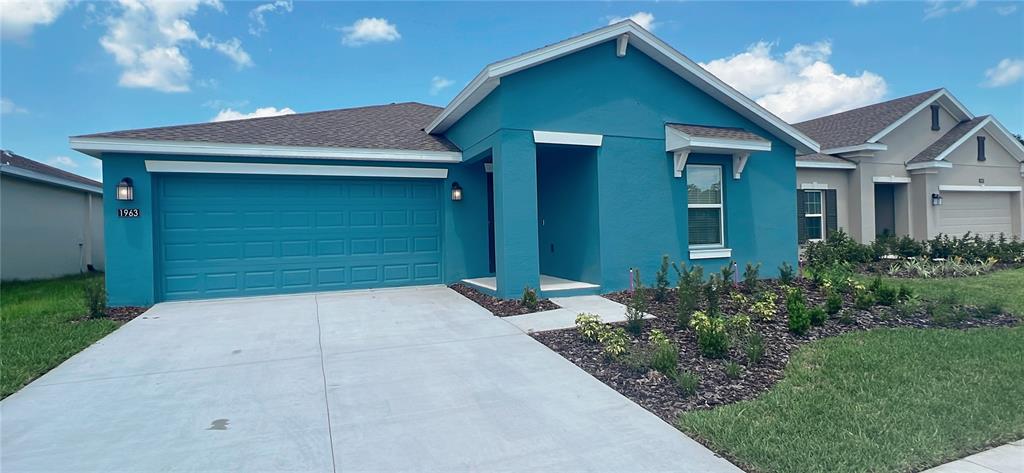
[875,284,899,306]
[895,295,923,318]
[83,278,107,318]
[724,361,742,379]
[575,313,605,343]
[980,301,1004,318]
[625,269,647,334]
[743,262,761,292]
[785,286,806,314]
[804,229,874,268]
[654,255,671,302]
[778,261,795,284]
[648,329,679,375]
[673,263,703,327]
[928,301,967,327]
[720,261,737,287]
[808,306,827,326]
[745,331,765,365]
[868,275,884,294]
[897,284,914,301]
[750,291,778,321]
[786,287,810,335]
[854,290,875,310]
[825,291,843,315]
[727,313,752,341]
[521,286,539,311]
[673,370,700,397]
[599,327,629,359]
[690,310,729,358]
[890,255,998,278]
[704,275,724,316]
[838,310,854,325]
[621,349,652,374]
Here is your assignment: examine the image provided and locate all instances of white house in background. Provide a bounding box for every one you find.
[0,150,104,281]
[793,89,1024,244]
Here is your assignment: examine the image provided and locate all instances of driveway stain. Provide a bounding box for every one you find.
[207,419,229,430]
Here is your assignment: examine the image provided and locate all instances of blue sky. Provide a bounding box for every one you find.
[2,0,1022,181]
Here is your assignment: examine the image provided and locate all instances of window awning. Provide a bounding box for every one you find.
[665,124,771,179]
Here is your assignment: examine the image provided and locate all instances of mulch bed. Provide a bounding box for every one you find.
[450,283,559,316]
[72,306,149,324]
[531,279,1019,424]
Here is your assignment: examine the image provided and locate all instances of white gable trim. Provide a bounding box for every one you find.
[533,130,603,146]
[796,160,857,170]
[426,20,820,154]
[926,116,992,163]
[867,89,974,144]
[822,143,888,155]
[70,137,463,163]
[143,160,449,179]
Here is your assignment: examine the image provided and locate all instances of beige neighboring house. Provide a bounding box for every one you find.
[793,89,1024,244]
[0,150,104,281]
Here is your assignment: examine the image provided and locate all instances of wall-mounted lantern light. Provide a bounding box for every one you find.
[931,193,943,206]
[116,178,134,201]
[451,182,463,201]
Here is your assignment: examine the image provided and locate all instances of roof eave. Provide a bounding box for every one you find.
[0,165,103,194]
[867,89,974,144]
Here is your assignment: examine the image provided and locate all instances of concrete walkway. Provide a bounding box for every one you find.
[1,286,738,472]
[504,294,653,333]
[923,440,1024,473]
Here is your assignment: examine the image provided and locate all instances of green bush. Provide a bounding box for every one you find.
[673,370,700,397]
[895,296,923,318]
[83,278,107,318]
[720,261,736,287]
[654,255,671,302]
[804,229,874,268]
[743,262,761,292]
[897,284,914,301]
[745,331,765,365]
[786,287,810,335]
[599,327,630,359]
[673,262,703,327]
[704,275,724,316]
[928,301,967,327]
[574,313,606,343]
[625,269,647,334]
[854,290,876,310]
[691,310,729,358]
[808,306,827,326]
[838,309,854,325]
[875,284,899,306]
[825,291,843,315]
[750,291,778,321]
[778,261,795,284]
[648,329,678,375]
[980,301,1004,318]
[521,286,539,311]
[724,361,742,379]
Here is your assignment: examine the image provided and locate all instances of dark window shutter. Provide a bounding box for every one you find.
[978,136,986,161]
[825,190,838,239]
[797,190,808,244]
[930,104,940,131]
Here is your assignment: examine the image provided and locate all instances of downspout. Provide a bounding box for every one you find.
[84,192,95,272]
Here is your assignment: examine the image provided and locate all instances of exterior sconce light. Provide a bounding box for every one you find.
[116,178,134,201]
[931,193,942,206]
[451,182,463,201]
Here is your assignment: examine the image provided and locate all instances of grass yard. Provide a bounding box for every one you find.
[0,274,121,398]
[678,327,1024,473]
[865,267,1024,317]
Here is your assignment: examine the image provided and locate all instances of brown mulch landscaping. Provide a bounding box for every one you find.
[450,283,559,316]
[106,306,149,322]
[531,279,1019,424]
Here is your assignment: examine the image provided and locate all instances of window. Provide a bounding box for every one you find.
[930,104,941,131]
[687,165,724,247]
[977,136,986,161]
[804,191,824,241]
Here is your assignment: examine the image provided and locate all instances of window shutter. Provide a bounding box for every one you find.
[825,189,838,239]
[797,190,807,244]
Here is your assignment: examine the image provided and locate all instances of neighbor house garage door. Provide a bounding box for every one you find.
[935,191,1013,237]
[155,174,443,301]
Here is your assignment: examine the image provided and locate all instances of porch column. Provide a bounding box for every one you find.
[848,163,876,242]
[492,129,540,298]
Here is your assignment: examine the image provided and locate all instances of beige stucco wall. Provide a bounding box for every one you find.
[1,175,105,281]
[796,168,851,234]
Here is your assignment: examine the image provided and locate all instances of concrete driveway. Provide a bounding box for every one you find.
[1,286,740,472]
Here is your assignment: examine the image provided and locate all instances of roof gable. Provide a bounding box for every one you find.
[908,115,1024,165]
[427,20,819,154]
[0,150,102,192]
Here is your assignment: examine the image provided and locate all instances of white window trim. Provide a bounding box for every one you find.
[532,130,603,147]
[143,160,449,179]
[689,248,733,260]
[686,164,726,250]
[804,190,825,242]
[872,176,912,184]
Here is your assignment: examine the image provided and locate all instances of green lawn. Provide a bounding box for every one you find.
[1,274,121,398]
[865,267,1024,316]
[678,327,1024,473]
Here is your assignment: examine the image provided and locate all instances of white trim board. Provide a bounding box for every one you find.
[71,137,463,164]
[822,143,888,155]
[143,161,449,179]
[800,183,830,190]
[426,20,820,154]
[689,247,732,260]
[533,130,603,147]
[906,160,953,171]
[0,165,103,194]
[938,185,1022,192]
[796,161,857,170]
[872,176,912,183]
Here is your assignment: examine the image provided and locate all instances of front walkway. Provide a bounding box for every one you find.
[1,286,738,472]
[923,440,1024,473]
[504,294,654,333]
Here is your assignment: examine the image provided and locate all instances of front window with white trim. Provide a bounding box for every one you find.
[804,190,824,241]
[687,165,724,247]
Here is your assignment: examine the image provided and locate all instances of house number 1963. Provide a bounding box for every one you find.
[117,208,141,218]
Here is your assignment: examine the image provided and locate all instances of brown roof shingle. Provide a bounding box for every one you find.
[907,116,988,164]
[75,102,459,153]
[666,123,769,143]
[793,89,941,149]
[1,150,102,188]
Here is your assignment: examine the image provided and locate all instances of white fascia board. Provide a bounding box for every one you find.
[533,130,603,147]
[866,89,974,144]
[70,137,463,164]
[427,21,821,154]
[796,161,857,170]
[144,160,449,179]
[872,176,912,183]
[931,116,993,163]
[905,160,953,170]
[0,165,102,194]
[800,182,830,190]
[822,143,888,155]
[665,126,771,153]
[938,184,1022,192]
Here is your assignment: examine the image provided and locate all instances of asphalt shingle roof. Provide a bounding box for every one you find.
[75,102,459,153]
[796,153,856,166]
[1,150,102,188]
[907,116,989,164]
[666,124,769,142]
[793,89,941,149]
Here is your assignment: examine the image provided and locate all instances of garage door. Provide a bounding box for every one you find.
[935,191,1013,238]
[155,174,443,301]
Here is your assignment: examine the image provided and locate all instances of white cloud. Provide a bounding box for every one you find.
[700,40,887,122]
[340,17,400,46]
[923,0,978,20]
[851,0,872,6]
[248,0,292,36]
[211,106,295,122]
[981,58,1024,88]
[0,0,69,40]
[1,97,27,114]
[99,0,253,93]
[607,12,655,31]
[995,4,1018,15]
[48,156,78,168]
[429,76,454,96]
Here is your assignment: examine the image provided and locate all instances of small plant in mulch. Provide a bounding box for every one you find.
[600,327,629,359]
[625,269,648,334]
[521,286,539,311]
[673,262,703,327]
[449,284,559,316]
[808,306,828,326]
[853,290,876,310]
[786,287,811,335]
[648,329,679,376]
[83,278,107,318]
[750,291,778,321]
[743,262,761,292]
[778,261,795,284]
[575,313,605,342]
[720,261,737,287]
[744,331,765,365]
[674,370,700,397]
[825,291,843,315]
[654,255,671,302]
[691,310,729,358]
[724,361,743,380]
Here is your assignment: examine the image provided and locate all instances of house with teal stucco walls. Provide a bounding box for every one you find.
[70,20,821,306]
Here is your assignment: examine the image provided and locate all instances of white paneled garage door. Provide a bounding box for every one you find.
[935,191,1013,237]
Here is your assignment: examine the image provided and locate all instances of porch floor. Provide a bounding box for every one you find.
[461,274,600,293]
